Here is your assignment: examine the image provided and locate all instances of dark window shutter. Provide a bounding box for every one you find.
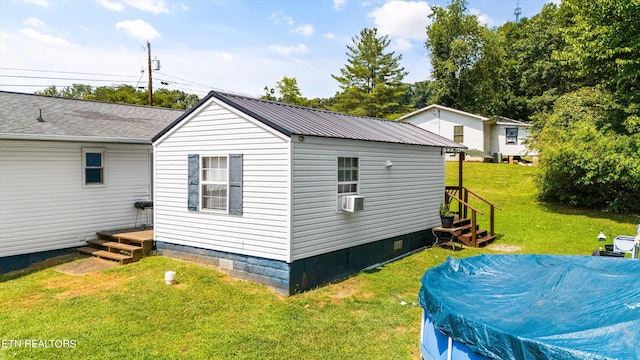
[187,154,199,211]
[229,154,243,215]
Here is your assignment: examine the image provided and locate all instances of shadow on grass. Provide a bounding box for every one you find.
[539,201,640,225]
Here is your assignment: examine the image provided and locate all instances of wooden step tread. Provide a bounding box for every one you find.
[113,229,154,243]
[476,235,495,245]
[87,239,141,252]
[106,241,141,252]
[87,239,109,247]
[77,247,133,261]
[459,229,488,239]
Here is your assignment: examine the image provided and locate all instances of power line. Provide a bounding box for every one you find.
[0,67,138,79]
[0,74,137,83]
[0,66,215,97]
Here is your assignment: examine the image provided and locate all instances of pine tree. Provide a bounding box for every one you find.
[331,28,409,119]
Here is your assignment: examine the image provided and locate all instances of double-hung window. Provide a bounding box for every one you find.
[453,126,464,144]
[338,157,358,194]
[201,156,228,211]
[83,148,105,186]
[506,128,518,144]
[188,154,243,214]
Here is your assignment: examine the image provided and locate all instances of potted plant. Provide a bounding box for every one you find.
[439,202,455,228]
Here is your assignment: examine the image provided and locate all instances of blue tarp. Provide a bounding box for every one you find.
[419,255,640,360]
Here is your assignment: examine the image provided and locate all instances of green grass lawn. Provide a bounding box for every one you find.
[1,163,638,360]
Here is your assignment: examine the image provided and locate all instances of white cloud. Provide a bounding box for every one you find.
[97,0,124,11]
[19,28,70,46]
[269,43,308,56]
[324,32,336,39]
[270,10,294,26]
[470,9,494,27]
[115,20,160,41]
[24,17,46,29]
[333,0,346,10]
[548,0,562,4]
[292,24,314,37]
[392,38,413,52]
[123,0,169,14]
[23,0,49,7]
[369,1,431,40]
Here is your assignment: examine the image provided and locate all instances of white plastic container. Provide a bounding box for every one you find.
[165,271,176,285]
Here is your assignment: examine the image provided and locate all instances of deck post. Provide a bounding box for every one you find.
[471,211,477,247]
[490,206,495,236]
[458,151,464,216]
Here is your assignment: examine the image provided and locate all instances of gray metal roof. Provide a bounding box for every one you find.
[0,91,184,143]
[155,91,464,148]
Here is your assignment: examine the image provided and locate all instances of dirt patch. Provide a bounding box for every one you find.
[46,272,135,299]
[47,258,133,299]
[55,257,117,275]
[488,244,522,253]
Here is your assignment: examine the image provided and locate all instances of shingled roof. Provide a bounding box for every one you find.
[0,91,184,143]
[154,91,464,149]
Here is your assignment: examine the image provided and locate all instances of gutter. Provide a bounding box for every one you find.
[0,133,151,144]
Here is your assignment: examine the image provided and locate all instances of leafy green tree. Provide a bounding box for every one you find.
[35,85,62,97]
[532,88,640,212]
[556,0,640,115]
[403,80,431,110]
[92,85,146,105]
[36,84,94,99]
[35,84,199,109]
[425,0,503,116]
[262,76,308,106]
[152,88,200,109]
[496,3,574,120]
[332,27,409,119]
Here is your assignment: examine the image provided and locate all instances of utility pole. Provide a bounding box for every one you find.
[147,41,153,106]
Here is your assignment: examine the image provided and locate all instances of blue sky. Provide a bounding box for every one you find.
[0,0,560,99]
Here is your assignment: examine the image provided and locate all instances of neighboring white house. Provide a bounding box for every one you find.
[152,91,463,294]
[0,91,182,273]
[399,104,538,162]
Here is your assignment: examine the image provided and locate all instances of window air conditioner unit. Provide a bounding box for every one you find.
[341,195,364,212]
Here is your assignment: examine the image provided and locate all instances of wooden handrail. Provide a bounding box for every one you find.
[445,191,482,246]
[445,192,483,215]
[463,187,502,211]
[446,185,499,239]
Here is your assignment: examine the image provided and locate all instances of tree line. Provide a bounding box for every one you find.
[264,0,639,213]
[35,0,638,212]
[36,84,200,110]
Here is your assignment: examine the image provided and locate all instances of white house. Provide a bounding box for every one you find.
[0,91,182,273]
[152,91,463,294]
[399,104,538,162]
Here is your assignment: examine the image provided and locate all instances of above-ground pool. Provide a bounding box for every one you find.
[418,255,640,360]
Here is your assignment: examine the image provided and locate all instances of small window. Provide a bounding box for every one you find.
[83,148,104,185]
[201,156,228,211]
[506,128,518,144]
[453,126,464,143]
[338,157,359,194]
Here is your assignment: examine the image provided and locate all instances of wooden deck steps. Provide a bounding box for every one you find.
[435,218,495,248]
[77,247,135,264]
[77,228,154,264]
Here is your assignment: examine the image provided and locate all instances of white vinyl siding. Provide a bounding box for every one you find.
[291,137,443,260]
[490,125,538,156]
[406,109,485,153]
[0,140,153,258]
[153,99,291,261]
